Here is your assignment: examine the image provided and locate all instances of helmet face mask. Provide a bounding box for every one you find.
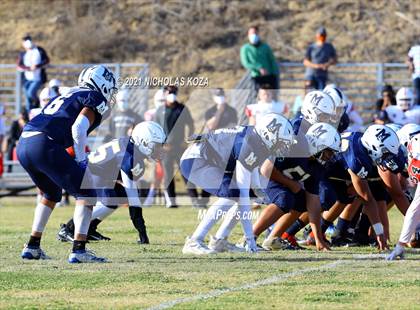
[313,148,337,166]
[375,151,399,172]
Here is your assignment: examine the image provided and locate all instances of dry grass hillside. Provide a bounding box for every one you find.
[2,0,420,90]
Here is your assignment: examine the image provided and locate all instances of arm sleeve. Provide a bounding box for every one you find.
[408,47,414,58]
[305,45,312,60]
[71,114,90,162]
[121,170,142,207]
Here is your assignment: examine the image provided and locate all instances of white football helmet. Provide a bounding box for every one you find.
[305,123,341,165]
[361,124,400,170]
[255,113,295,157]
[323,84,347,121]
[131,121,166,160]
[385,123,403,133]
[116,89,129,111]
[396,87,414,111]
[78,65,118,104]
[301,91,335,124]
[397,123,420,149]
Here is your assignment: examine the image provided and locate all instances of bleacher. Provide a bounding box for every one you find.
[232,62,413,125]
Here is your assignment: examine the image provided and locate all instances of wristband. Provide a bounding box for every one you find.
[372,223,384,236]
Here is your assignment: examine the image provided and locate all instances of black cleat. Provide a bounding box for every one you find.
[57,224,74,242]
[88,230,111,241]
[331,235,354,247]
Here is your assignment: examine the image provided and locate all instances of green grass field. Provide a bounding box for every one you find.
[1,197,419,309]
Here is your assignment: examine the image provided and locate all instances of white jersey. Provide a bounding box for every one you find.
[246,101,287,124]
[405,106,420,124]
[408,45,420,80]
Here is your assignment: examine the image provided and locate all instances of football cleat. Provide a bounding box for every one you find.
[331,235,354,247]
[68,249,107,263]
[137,233,150,244]
[262,237,296,251]
[182,236,216,255]
[21,244,51,260]
[88,230,111,241]
[208,235,245,253]
[57,224,74,242]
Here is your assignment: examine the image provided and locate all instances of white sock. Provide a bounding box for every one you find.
[74,205,93,235]
[238,202,254,240]
[215,203,239,239]
[92,202,116,221]
[191,198,234,241]
[36,194,42,204]
[32,203,53,233]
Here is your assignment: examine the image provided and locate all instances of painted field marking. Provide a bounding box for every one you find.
[147,260,345,310]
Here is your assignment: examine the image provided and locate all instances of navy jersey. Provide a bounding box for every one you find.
[291,114,311,136]
[328,132,373,180]
[272,156,323,194]
[24,87,109,148]
[88,137,146,186]
[205,126,270,172]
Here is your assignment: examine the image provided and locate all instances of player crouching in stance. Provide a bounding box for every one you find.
[387,133,420,260]
[57,121,166,245]
[250,123,340,251]
[180,114,295,254]
[19,65,117,263]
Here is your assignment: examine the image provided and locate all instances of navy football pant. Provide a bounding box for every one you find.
[17,133,96,203]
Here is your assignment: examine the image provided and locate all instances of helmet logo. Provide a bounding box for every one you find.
[312,124,327,138]
[375,129,391,143]
[310,94,324,106]
[102,68,114,83]
[267,118,282,134]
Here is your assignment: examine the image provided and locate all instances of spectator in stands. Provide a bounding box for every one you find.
[373,84,397,124]
[240,25,279,92]
[154,85,198,208]
[16,35,50,111]
[204,88,238,131]
[144,88,166,121]
[407,43,420,105]
[303,27,337,90]
[4,109,29,172]
[245,85,287,125]
[106,89,142,141]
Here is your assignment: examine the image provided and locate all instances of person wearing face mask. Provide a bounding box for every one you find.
[204,88,238,131]
[303,27,337,90]
[17,35,50,111]
[154,85,197,208]
[240,25,279,93]
[107,89,143,140]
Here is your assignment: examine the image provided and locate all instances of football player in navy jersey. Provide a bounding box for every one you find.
[57,121,166,245]
[18,65,118,263]
[248,123,341,251]
[180,114,295,254]
[316,125,401,250]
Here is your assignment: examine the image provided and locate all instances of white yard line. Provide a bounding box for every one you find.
[147,260,345,310]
